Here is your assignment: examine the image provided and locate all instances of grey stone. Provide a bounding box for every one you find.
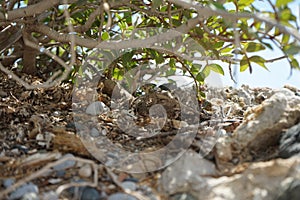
[90,128,100,137]
[279,122,300,158]
[231,90,300,158]
[193,157,300,200]
[21,192,39,200]
[277,179,300,200]
[3,178,15,188]
[79,164,92,178]
[108,193,137,200]
[215,136,233,161]
[161,150,217,195]
[86,101,109,115]
[80,187,102,200]
[42,191,59,200]
[121,181,137,191]
[9,183,39,200]
[52,153,76,171]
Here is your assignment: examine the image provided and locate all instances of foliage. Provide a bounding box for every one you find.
[0,0,299,92]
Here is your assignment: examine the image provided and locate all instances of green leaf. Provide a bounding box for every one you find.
[280,8,292,21]
[122,51,133,65]
[152,0,162,10]
[249,56,268,70]
[101,32,110,41]
[240,56,249,72]
[196,72,206,82]
[191,64,202,74]
[213,41,225,49]
[169,58,176,68]
[261,42,273,50]
[166,68,176,76]
[238,0,254,8]
[281,34,290,45]
[283,44,300,55]
[113,68,124,80]
[254,21,262,30]
[244,42,266,52]
[155,52,164,64]
[221,47,234,53]
[290,57,300,69]
[206,64,224,75]
[201,65,211,79]
[276,0,293,7]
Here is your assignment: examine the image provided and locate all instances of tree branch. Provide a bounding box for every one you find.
[0,0,60,21]
[29,16,201,49]
[168,0,300,42]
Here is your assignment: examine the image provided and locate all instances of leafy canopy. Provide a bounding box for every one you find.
[0,0,299,91]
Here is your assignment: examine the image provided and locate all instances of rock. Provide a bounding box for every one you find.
[232,90,300,160]
[161,150,217,195]
[193,157,300,200]
[80,187,103,200]
[2,178,15,188]
[170,193,197,200]
[121,181,137,191]
[107,193,137,200]
[215,136,233,162]
[8,182,39,200]
[52,153,76,171]
[279,122,300,158]
[79,164,92,178]
[90,128,100,137]
[277,179,300,200]
[21,192,39,200]
[86,101,110,115]
[42,191,59,200]
[0,90,8,97]
[48,178,63,184]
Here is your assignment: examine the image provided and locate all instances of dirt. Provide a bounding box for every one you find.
[0,71,299,200]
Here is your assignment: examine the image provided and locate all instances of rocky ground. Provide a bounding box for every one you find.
[0,72,299,200]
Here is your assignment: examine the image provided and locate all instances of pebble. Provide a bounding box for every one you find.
[21,192,39,200]
[55,170,66,177]
[8,182,39,200]
[52,153,76,171]
[90,128,100,137]
[42,191,59,200]
[79,164,92,178]
[74,122,86,131]
[2,178,15,188]
[0,90,8,97]
[121,181,137,191]
[48,178,63,184]
[107,193,138,200]
[86,101,110,115]
[80,187,103,200]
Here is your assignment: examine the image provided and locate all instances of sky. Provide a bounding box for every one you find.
[208,0,300,89]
